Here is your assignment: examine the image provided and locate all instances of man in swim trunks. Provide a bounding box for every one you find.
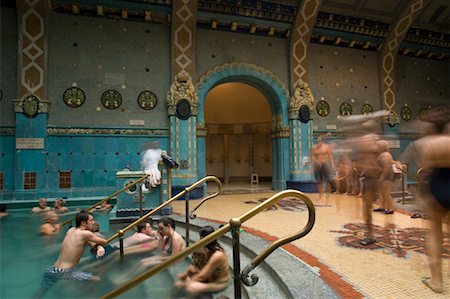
[400,106,450,293]
[311,135,335,203]
[35,210,106,297]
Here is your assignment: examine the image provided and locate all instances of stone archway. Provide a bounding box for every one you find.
[196,62,290,190]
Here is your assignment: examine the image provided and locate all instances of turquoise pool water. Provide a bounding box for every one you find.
[0,210,189,299]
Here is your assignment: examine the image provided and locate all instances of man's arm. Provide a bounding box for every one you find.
[85,231,107,246]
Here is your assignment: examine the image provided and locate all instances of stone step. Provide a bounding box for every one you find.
[172,215,339,299]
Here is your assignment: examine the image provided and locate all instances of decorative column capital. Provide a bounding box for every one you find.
[289,82,314,119]
[166,71,198,116]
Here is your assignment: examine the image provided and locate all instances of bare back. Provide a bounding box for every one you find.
[411,135,450,169]
[54,228,105,269]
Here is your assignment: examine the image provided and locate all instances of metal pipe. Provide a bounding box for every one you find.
[231,218,242,299]
[240,190,315,286]
[139,183,143,217]
[119,235,124,258]
[189,176,222,219]
[185,189,190,247]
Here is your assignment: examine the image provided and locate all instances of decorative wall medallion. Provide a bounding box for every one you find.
[387,110,399,127]
[22,95,40,118]
[63,87,86,108]
[419,107,428,119]
[137,90,158,110]
[101,90,122,109]
[401,106,412,121]
[176,99,191,120]
[361,103,373,115]
[316,100,330,117]
[339,102,352,116]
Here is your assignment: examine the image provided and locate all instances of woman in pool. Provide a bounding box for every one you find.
[176,225,229,296]
[138,216,185,266]
[53,198,69,213]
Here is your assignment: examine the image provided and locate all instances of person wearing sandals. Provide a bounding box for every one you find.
[176,226,229,296]
[400,106,450,293]
[372,140,395,214]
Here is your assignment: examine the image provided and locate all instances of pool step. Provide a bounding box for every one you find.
[172,215,339,299]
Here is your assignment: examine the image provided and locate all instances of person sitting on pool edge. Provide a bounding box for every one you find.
[175,225,229,297]
[32,198,51,214]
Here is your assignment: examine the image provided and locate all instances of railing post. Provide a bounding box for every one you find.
[118,230,125,258]
[139,183,143,217]
[185,189,190,247]
[230,218,242,299]
[119,236,124,259]
[401,172,405,205]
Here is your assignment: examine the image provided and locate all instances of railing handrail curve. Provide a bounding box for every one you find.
[60,174,149,227]
[188,177,222,219]
[105,175,222,244]
[398,165,420,182]
[101,189,315,299]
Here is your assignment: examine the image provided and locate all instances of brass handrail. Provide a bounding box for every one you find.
[101,189,315,299]
[188,177,222,219]
[60,174,149,227]
[104,175,222,244]
[399,165,420,182]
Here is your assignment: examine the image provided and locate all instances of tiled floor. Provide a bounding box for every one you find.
[171,183,449,299]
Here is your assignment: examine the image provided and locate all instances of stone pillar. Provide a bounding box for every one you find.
[14,0,49,198]
[379,0,425,132]
[288,83,315,181]
[290,0,322,88]
[289,0,321,182]
[168,0,199,187]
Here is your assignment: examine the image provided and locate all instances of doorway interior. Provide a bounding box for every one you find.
[204,82,273,189]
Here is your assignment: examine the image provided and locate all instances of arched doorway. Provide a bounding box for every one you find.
[196,62,290,190]
[204,82,272,185]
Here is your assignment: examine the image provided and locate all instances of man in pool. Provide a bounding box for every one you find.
[31,198,51,214]
[34,210,107,297]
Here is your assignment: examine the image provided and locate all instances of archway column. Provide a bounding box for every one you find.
[288,83,315,182]
[288,0,321,185]
[168,0,199,187]
[289,119,314,181]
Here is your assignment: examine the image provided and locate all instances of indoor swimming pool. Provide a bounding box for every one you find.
[0,209,189,299]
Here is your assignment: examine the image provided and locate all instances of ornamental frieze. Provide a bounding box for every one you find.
[47,128,169,136]
[0,127,15,136]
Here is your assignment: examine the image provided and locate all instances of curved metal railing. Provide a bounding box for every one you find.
[188,177,222,220]
[104,175,222,246]
[60,174,149,227]
[101,189,315,299]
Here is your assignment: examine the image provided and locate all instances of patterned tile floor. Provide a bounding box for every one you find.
[171,183,449,299]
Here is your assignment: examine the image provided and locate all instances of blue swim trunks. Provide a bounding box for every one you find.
[41,266,93,287]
